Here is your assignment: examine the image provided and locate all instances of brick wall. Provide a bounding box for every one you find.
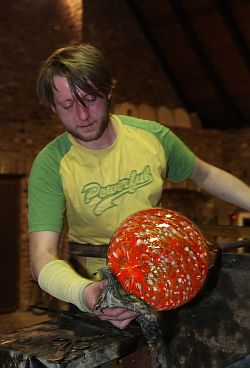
[0,0,249,311]
[0,0,82,310]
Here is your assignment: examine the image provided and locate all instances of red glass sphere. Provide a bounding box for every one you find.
[107,208,209,311]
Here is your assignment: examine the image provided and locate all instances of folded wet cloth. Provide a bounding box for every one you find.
[94,266,161,344]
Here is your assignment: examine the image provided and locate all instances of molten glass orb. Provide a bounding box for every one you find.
[107,208,209,311]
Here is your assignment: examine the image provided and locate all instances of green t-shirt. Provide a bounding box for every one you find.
[29,115,195,245]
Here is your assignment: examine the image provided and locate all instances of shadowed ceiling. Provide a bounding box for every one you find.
[126,0,250,130]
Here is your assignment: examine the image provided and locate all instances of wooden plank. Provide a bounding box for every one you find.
[0,176,21,313]
[199,224,250,238]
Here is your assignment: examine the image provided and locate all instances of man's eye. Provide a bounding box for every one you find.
[85,96,97,104]
[63,104,74,110]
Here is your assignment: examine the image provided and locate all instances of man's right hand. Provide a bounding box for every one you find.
[83,280,138,329]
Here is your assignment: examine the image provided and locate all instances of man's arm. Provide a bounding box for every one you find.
[190,157,250,211]
[29,231,94,311]
[29,231,137,329]
[29,231,60,279]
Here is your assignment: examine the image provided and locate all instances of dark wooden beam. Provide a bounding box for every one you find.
[126,0,195,112]
[169,0,249,126]
[214,0,250,71]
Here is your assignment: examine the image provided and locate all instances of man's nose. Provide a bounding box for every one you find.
[76,102,90,120]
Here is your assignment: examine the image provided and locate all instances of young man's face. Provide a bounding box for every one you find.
[51,75,112,148]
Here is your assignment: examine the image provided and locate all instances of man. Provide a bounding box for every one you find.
[29,43,250,330]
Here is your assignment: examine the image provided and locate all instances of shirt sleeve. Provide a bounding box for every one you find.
[28,147,66,233]
[162,129,196,182]
[131,118,196,182]
[117,115,196,183]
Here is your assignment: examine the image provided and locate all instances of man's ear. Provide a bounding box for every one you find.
[108,90,112,100]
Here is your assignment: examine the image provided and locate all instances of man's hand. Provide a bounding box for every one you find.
[83,280,138,329]
[97,306,138,329]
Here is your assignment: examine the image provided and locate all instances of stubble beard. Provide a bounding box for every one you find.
[70,110,110,143]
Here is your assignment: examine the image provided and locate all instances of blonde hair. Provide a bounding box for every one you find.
[36,44,113,110]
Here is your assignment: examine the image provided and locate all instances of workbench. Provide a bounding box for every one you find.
[0,312,146,367]
[0,253,249,368]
